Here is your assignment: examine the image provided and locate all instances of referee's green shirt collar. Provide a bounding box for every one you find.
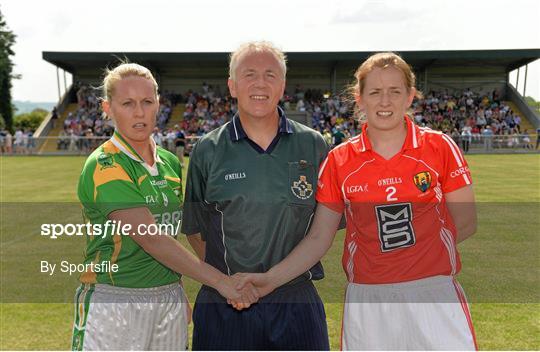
[229,106,293,142]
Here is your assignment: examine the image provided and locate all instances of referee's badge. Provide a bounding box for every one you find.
[291,175,313,200]
[413,171,432,192]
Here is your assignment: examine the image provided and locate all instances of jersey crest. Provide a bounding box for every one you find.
[291,175,314,200]
[413,171,432,192]
[97,152,115,170]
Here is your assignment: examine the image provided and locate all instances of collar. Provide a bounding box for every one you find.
[229,106,293,142]
[110,130,163,164]
[355,116,421,153]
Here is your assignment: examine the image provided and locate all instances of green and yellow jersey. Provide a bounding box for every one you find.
[77,130,183,288]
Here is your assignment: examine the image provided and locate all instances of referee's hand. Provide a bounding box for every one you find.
[230,272,276,310]
[217,275,260,310]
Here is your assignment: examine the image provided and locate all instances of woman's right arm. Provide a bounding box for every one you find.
[109,207,257,306]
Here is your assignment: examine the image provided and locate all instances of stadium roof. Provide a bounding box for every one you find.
[44,49,540,74]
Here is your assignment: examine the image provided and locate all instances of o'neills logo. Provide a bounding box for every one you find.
[377,177,402,187]
[225,172,247,181]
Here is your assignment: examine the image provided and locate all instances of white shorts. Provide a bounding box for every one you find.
[72,282,188,351]
[342,276,477,350]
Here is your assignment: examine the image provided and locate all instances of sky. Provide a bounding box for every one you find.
[2,0,540,102]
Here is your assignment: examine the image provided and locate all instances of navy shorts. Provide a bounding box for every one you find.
[192,280,329,350]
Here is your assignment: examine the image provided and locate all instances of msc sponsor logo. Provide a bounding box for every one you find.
[346,183,369,194]
[375,203,416,252]
[413,171,432,192]
[225,172,247,181]
[291,175,313,200]
[450,166,470,178]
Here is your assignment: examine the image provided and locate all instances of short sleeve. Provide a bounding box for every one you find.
[315,151,345,213]
[78,156,146,217]
[181,143,207,236]
[315,133,330,166]
[439,134,473,193]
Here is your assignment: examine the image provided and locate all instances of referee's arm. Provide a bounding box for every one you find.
[187,233,206,260]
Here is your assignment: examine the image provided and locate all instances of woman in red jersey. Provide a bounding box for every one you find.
[235,52,478,350]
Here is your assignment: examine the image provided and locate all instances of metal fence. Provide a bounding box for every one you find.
[0,134,538,156]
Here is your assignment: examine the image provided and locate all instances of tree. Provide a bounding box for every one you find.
[0,7,17,132]
[13,108,47,130]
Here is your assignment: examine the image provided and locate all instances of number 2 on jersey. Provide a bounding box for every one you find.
[385,186,398,201]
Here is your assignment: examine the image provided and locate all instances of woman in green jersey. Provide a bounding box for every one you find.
[72,63,257,350]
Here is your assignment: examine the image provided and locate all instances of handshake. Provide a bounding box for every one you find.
[216,272,278,310]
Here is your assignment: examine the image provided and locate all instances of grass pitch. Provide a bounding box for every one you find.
[0,154,539,350]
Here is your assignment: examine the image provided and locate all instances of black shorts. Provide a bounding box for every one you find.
[192,280,329,350]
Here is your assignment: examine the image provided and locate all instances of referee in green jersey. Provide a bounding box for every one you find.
[182,41,330,350]
[73,63,249,350]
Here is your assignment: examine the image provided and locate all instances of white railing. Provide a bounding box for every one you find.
[0,134,537,156]
[0,135,201,156]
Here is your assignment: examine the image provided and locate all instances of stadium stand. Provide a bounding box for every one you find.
[8,48,536,155]
[7,84,533,157]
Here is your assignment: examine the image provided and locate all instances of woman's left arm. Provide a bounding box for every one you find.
[445,185,477,243]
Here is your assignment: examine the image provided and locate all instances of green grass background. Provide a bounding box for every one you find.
[0,154,539,350]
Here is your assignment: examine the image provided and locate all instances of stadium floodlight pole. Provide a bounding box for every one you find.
[516,66,520,94]
[56,67,61,102]
[63,70,67,96]
[523,64,528,98]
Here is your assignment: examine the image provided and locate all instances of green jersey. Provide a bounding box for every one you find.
[77,131,183,288]
[182,111,329,282]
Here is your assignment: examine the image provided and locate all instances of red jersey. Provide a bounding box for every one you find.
[317,118,472,284]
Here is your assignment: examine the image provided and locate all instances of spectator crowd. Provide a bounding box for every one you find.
[0,128,36,154]
[1,83,538,155]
